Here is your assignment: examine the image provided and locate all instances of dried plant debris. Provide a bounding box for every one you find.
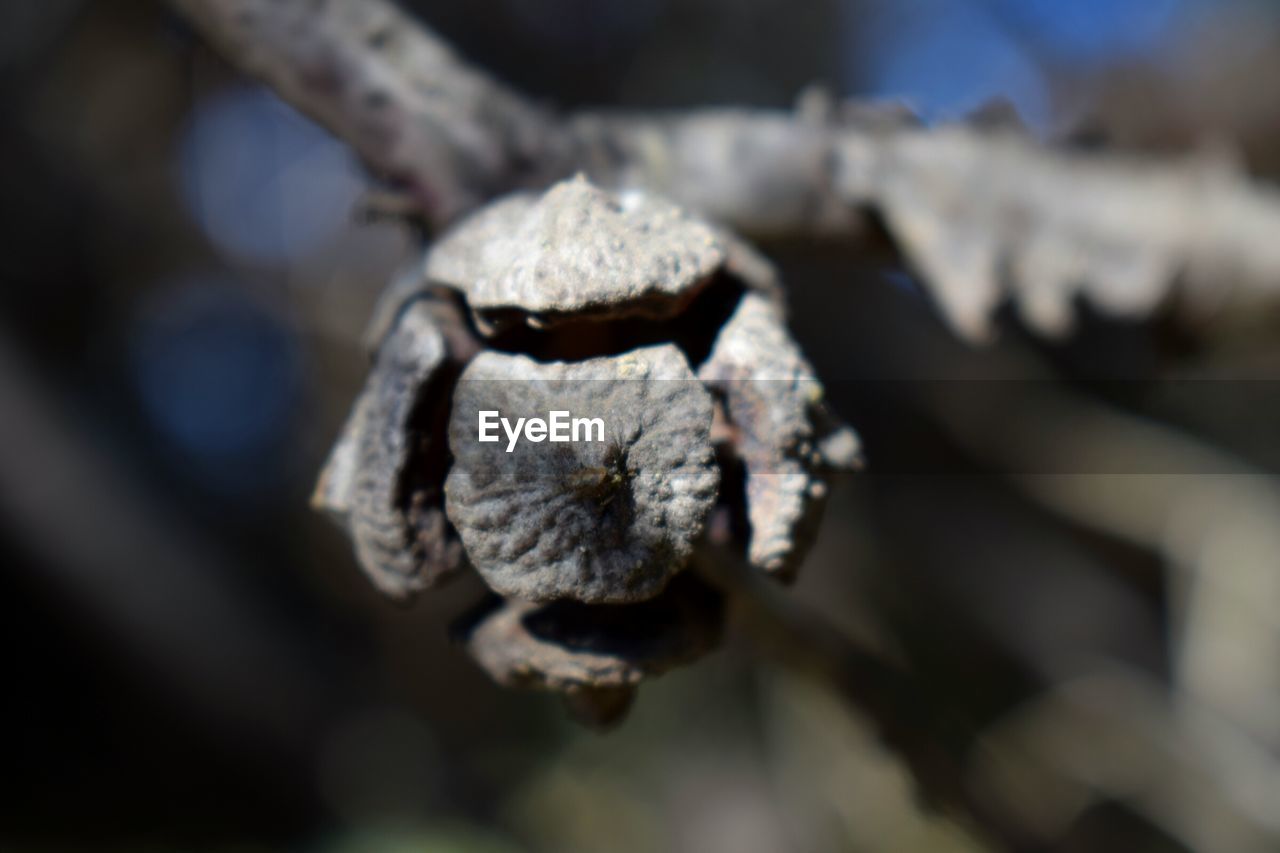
[313,298,468,600]
[424,175,727,330]
[700,293,862,577]
[445,344,719,604]
[855,125,1280,341]
[455,572,724,695]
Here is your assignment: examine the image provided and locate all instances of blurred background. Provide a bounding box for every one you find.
[5,0,1280,850]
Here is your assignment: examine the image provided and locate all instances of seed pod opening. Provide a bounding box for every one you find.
[445,344,719,603]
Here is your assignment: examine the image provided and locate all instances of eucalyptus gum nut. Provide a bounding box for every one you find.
[699,293,862,577]
[315,174,861,711]
[424,176,727,330]
[455,571,724,695]
[445,344,719,604]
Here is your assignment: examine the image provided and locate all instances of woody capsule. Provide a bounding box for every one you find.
[313,175,861,726]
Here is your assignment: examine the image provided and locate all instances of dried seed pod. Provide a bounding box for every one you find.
[312,298,468,600]
[445,344,719,603]
[314,174,863,727]
[454,572,724,704]
[699,293,861,578]
[424,175,726,330]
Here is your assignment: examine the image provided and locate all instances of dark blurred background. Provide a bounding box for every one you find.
[6,1,1280,851]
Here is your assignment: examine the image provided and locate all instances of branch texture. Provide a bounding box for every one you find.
[169,0,573,223]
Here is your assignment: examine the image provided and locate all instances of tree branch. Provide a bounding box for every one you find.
[170,0,1280,342]
[168,0,574,223]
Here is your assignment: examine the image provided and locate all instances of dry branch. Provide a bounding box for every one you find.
[171,0,1280,341]
[168,0,574,223]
